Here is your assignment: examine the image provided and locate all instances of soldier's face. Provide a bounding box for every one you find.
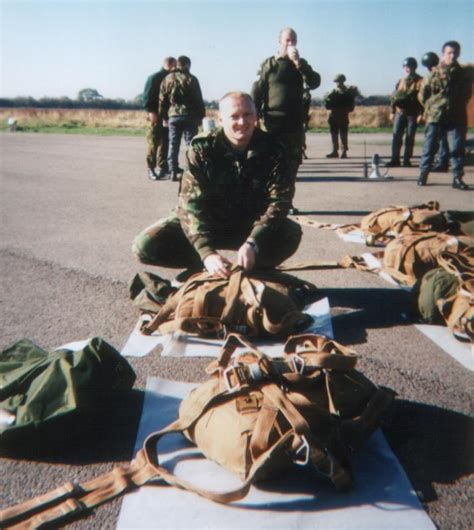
[279,31,297,56]
[219,97,257,150]
[442,46,458,65]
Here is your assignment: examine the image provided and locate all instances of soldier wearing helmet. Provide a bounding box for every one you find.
[324,74,358,158]
[385,57,423,168]
[420,51,449,172]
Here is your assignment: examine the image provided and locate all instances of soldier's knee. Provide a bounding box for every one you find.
[132,232,155,264]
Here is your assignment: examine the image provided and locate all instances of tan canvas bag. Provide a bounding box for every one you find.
[360,201,448,245]
[382,232,473,286]
[437,279,474,342]
[142,267,318,338]
[0,334,395,529]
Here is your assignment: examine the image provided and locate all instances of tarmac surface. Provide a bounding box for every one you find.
[0,131,473,529]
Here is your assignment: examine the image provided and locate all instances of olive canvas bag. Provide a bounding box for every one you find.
[0,334,395,529]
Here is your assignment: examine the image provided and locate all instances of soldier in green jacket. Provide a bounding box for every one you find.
[143,56,176,180]
[417,41,471,190]
[385,57,423,168]
[159,56,205,182]
[324,74,358,159]
[252,27,320,214]
[133,92,302,279]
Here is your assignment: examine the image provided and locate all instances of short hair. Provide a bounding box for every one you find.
[219,91,256,114]
[177,55,191,68]
[163,56,176,68]
[442,40,461,55]
[279,27,297,42]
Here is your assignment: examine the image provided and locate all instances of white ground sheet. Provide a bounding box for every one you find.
[121,298,333,358]
[116,377,435,530]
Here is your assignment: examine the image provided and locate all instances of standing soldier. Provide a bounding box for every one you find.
[143,57,176,180]
[159,56,205,182]
[421,51,449,172]
[252,27,320,214]
[417,41,471,190]
[324,74,358,159]
[385,57,423,168]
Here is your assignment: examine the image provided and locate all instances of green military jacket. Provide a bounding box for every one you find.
[418,62,471,125]
[143,68,168,113]
[176,128,293,260]
[159,70,205,121]
[324,85,358,122]
[252,55,320,129]
[390,73,423,116]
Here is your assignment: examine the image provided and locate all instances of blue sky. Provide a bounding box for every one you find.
[1,0,473,102]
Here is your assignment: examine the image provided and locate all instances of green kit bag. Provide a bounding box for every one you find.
[0,337,136,445]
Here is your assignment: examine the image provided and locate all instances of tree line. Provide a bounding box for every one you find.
[0,88,390,109]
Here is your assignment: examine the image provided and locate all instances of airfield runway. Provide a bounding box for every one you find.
[0,131,473,529]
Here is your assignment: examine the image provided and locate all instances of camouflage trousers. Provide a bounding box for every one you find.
[132,216,302,270]
[146,120,169,170]
[262,118,305,183]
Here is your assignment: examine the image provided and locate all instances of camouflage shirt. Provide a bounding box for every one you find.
[252,55,320,130]
[418,62,471,125]
[159,70,205,121]
[176,128,293,260]
[390,74,423,115]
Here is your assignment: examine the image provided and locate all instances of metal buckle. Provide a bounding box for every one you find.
[223,365,248,392]
[291,354,305,374]
[293,435,310,466]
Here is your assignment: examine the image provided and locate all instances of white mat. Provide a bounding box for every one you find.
[121,298,333,358]
[116,377,435,530]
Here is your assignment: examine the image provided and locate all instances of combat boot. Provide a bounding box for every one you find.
[417,174,428,186]
[452,177,468,190]
[326,151,338,158]
[385,159,401,168]
[171,172,180,182]
[340,150,348,159]
[148,168,159,181]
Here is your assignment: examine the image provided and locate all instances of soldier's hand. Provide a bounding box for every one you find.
[148,112,159,124]
[204,253,232,278]
[237,243,256,272]
[389,113,395,123]
[289,47,300,66]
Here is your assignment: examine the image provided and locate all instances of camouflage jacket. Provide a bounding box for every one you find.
[143,68,168,113]
[324,86,358,121]
[418,62,471,125]
[159,70,205,121]
[390,74,423,115]
[176,128,293,260]
[252,55,320,129]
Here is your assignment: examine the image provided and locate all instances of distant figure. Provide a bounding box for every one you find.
[386,57,423,168]
[421,51,449,172]
[418,41,471,190]
[159,55,205,182]
[143,56,176,181]
[252,27,320,214]
[302,86,312,159]
[324,74,358,159]
[132,92,301,279]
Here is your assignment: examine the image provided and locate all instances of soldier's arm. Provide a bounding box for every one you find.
[177,145,216,261]
[247,146,293,244]
[251,60,269,117]
[158,80,170,121]
[418,76,432,107]
[298,59,321,90]
[143,75,154,111]
[193,77,206,121]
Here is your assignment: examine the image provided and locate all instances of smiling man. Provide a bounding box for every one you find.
[132,91,302,279]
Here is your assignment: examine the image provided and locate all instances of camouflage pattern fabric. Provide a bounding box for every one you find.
[390,74,423,116]
[159,70,205,121]
[178,128,296,260]
[418,62,471,124]
[146,119,169,170]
